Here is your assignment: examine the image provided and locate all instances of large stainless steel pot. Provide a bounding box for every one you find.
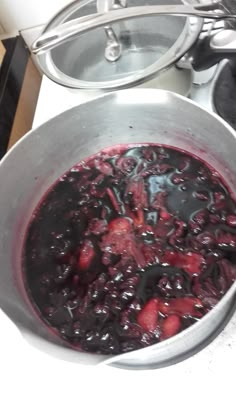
[0,89,236,369]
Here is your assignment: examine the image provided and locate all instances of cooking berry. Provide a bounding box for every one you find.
[137,298,159,332]
[193,190,209,201]
[88,219,108,235]
[196,232,215,248]
[78,239,95,270]
[126,176,148,210]
[94,158,114,176]
[116,156,137,174]
[192,209,209,226]
[162,297,203,318]
[226,215,236,227]
[108,217,132,234]
[162,315,181,339]
[163,250,203,275]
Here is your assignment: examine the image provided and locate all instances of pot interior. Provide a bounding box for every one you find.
[0,89,236,367]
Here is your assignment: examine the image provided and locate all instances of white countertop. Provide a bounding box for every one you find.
[33,76,103,128]
[1,74,236,392]
[1,302,235,393]
[33,66,218,129]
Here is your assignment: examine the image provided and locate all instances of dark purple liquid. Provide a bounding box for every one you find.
[23,145,236,354]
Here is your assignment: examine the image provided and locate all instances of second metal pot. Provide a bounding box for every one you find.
[31,0,236,92]
[31,0,203,91]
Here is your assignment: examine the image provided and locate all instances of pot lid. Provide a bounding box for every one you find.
[33,0,203,90]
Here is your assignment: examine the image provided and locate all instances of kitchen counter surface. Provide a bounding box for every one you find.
[0,302,235,393]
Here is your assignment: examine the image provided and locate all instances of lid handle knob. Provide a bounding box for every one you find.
[96,0,127,62]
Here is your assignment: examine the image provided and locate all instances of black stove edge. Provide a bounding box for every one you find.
[214,62,236,130]
[0,35,29,159]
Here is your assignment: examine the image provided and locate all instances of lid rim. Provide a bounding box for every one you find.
[36,1,203,90]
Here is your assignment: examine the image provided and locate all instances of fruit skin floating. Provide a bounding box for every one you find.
[23,145,236,354]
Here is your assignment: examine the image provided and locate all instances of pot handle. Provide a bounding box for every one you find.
[190,29,236,71]
[31,4,235,55]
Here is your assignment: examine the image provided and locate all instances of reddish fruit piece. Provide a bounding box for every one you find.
[193,190,209,201]
[88,219,108,235]
[126,206,145,227]
[106,188,121,214]
[137,224,154,235]
[126,176,148,209]
[210,200,227,213]
[197,232,215,247]
[116,156,137,174]
[218,259,236,282]
[78,240,95,270]
[141,244,162,266]
[94,159,114,176]
[188,221,202,235]
[159,301,170,315]
[108,217,132,234]
[141,163,173,177]
[151,191,168,210]
[160,210,171,220]
[178,158,190,172]
[171,173,190,184]
[217,231,236,250]
[73,275,79,287]
[134,209,145,226]
[160,297,203,318]
[193,278,219,309]
[226,215,236,227]
[162,315,181,339]
[100,229,146,269]
[155,220,174,239]
[163,250,203,275]
[100,231,134,257]
[130,243,147,269]
[214,191,225,203]
[174,220,187,237]
[209,214,221,224]
[137,298,159,332]
[192,209,209,226]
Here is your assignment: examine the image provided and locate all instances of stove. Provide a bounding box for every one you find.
[214,61,236,129]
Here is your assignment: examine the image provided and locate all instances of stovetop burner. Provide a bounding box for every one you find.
[214,62,236,129]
